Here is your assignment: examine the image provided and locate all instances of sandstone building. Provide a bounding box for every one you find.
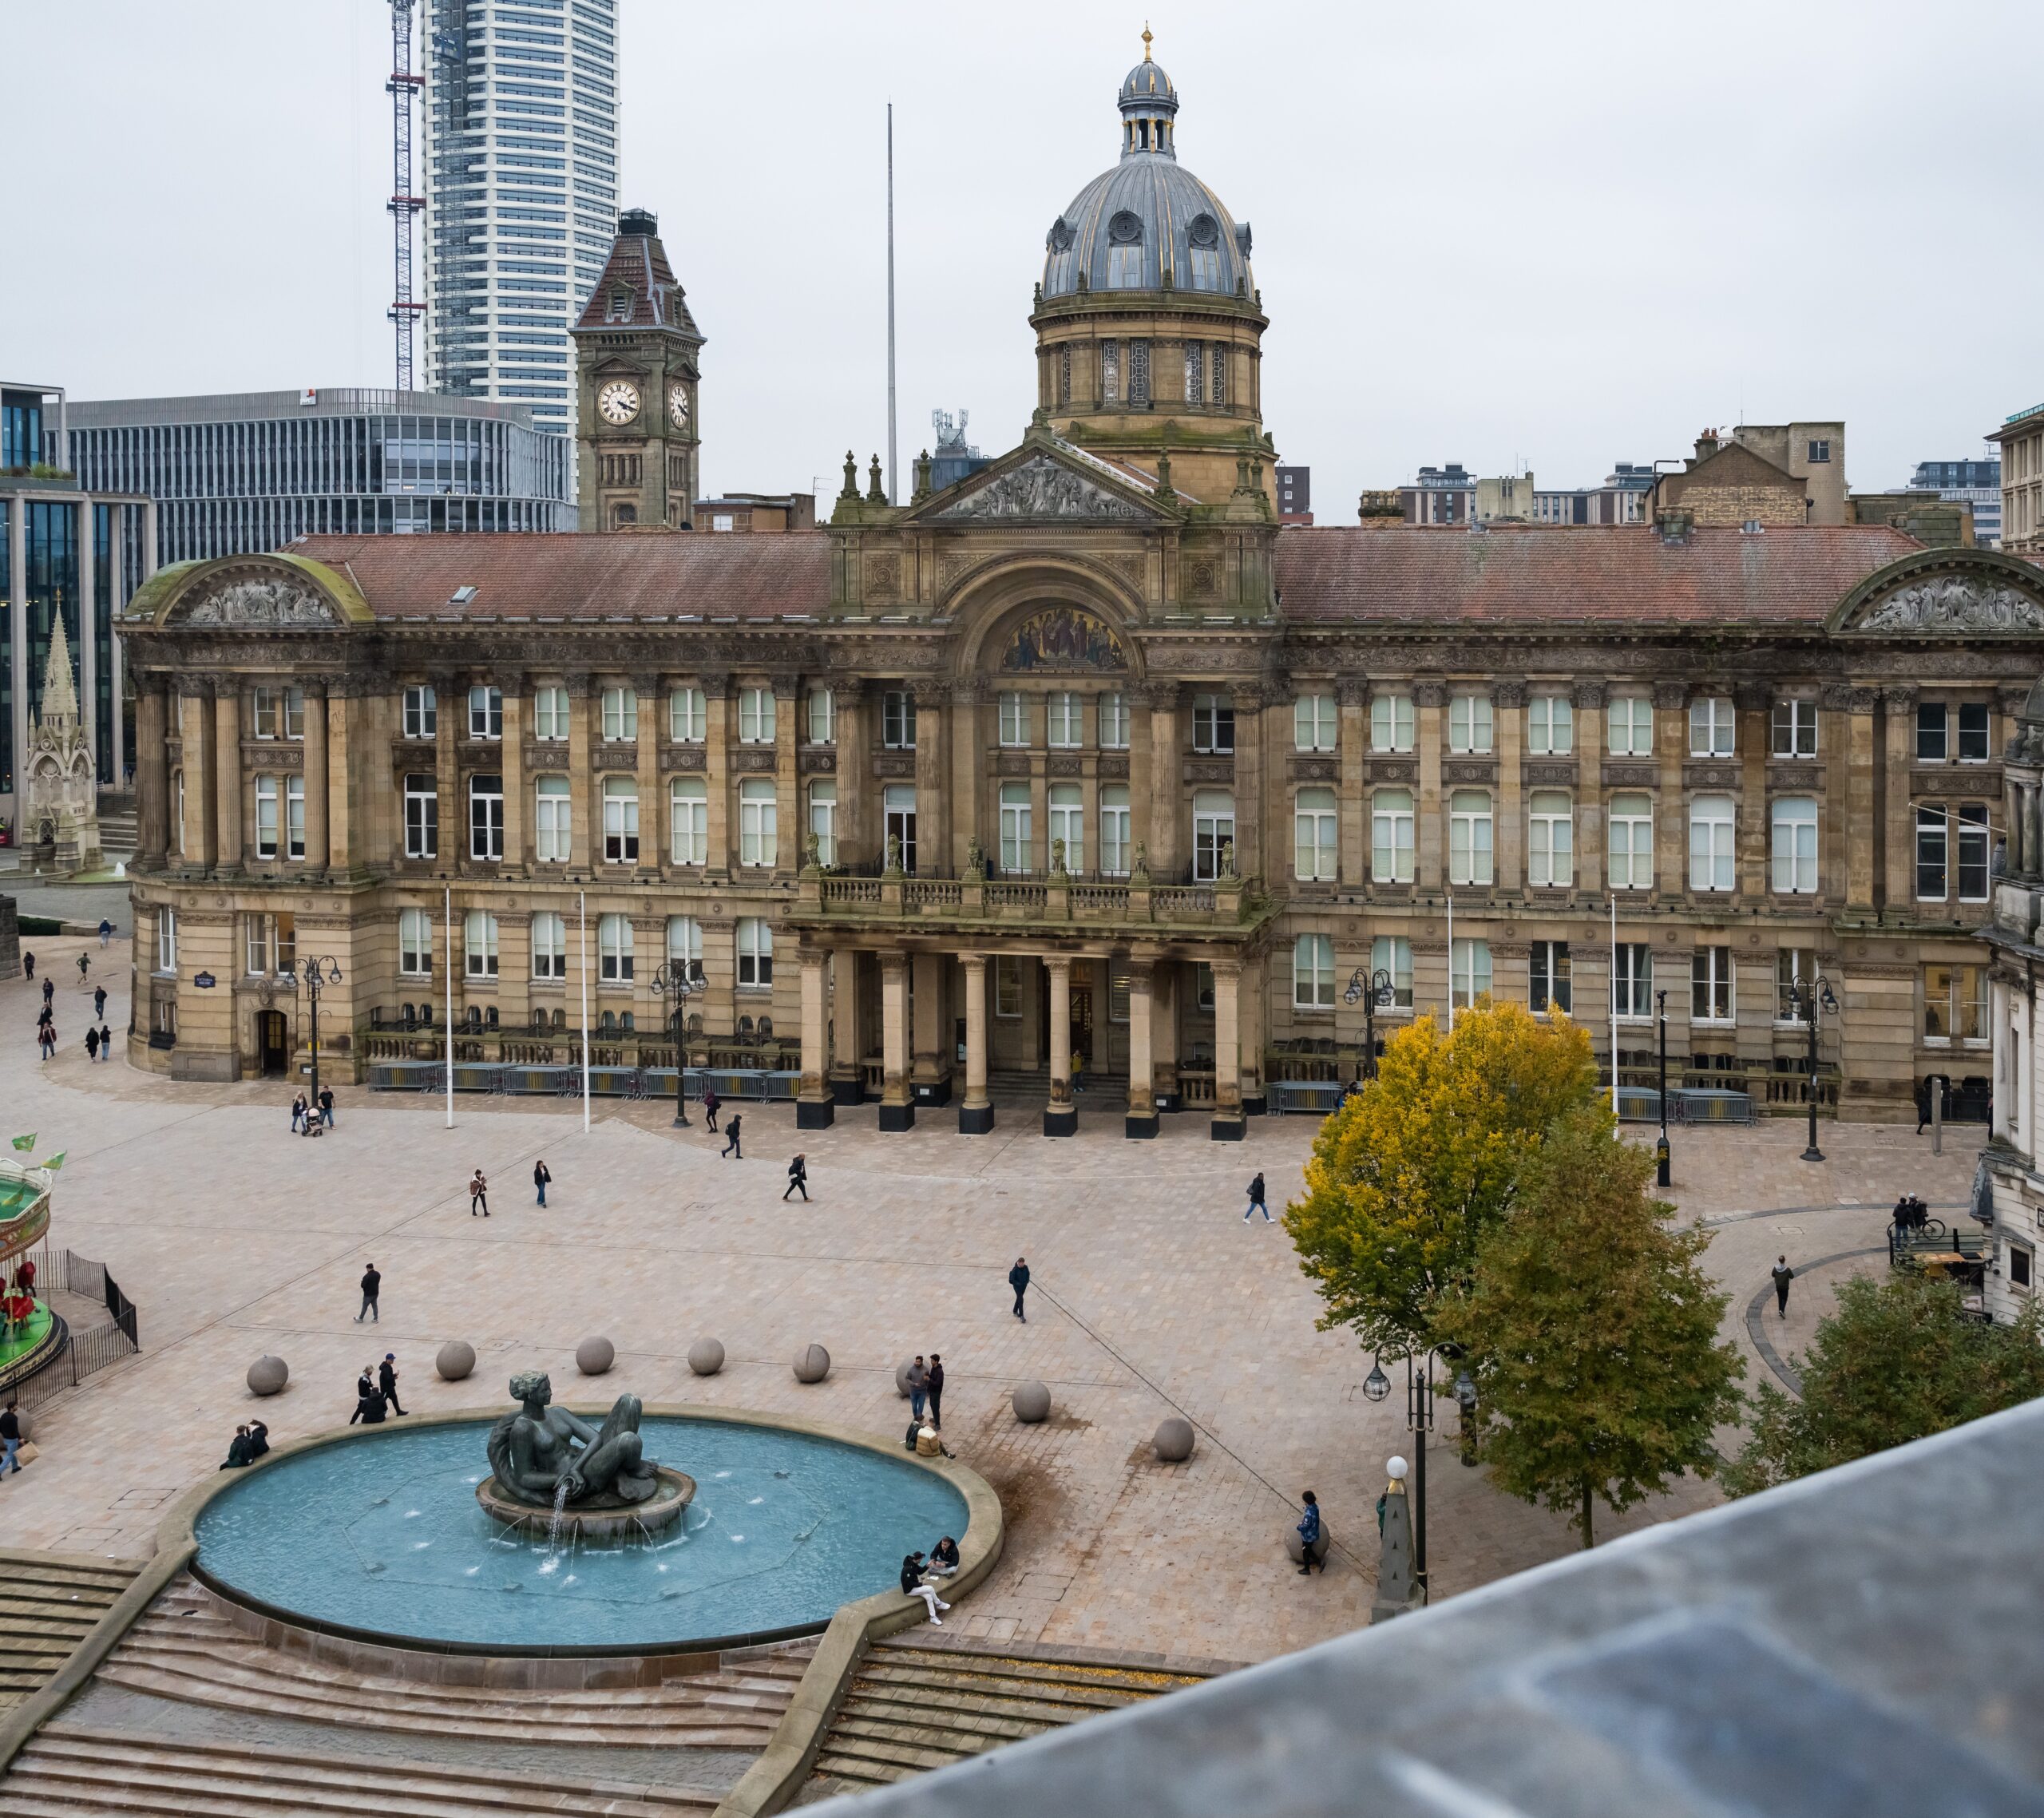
[117,46,2044,1136]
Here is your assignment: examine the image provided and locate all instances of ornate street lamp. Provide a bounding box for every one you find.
[1343,966,1397,1080]
[297,955,343,1127]
[1361,1344,1464,1600]
[1791,972,1840,1163]
[1656,988,1671,1189]
[652,956,707,1128]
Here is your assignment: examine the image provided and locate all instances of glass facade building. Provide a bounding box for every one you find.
[421,0,622,437]
[68,389,573,566]
[1909,457,2002,549]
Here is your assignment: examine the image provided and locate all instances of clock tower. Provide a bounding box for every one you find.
[572,208,704,530]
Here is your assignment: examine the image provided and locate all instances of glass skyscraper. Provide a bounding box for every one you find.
[419,0,621,437]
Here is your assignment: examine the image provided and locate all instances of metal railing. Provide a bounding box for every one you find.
[2,1247,141,1412]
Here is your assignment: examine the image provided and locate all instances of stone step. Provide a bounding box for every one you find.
[838,1684,1110,1735]
[811,1729,987,1776]
[832,1709,1040,1754]
[810,1753,916,1788]
[856,1656,1199,1705]
[872,1642,1210,1690]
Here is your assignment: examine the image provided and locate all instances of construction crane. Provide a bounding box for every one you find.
[386,0,426,392]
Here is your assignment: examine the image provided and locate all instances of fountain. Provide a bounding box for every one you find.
[475,1370,695,1539]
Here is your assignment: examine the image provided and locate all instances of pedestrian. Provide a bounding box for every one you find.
[319,1085,335,1128]
[702,1085,721,1133]
[534,1159,551,1207]
[84,1026,99,1063]
[21,952,32,981]
[356,1262,381,1323]
[0,1400,21,1475]
[1244,1171,1272,1223]
[905,1355,929,1424]
[721,1114,743,1160]
[41,976,53,1008]
[900,1551,949,1626]
[1009,1257,1030,1321]
[783,1153,808,1201]
[291,1095,307,1134]
[76,951,89,983]
[97,917,113,949]
[1296,1490,1325,1575]
[469,1169,489,1217]
[926,1353,945,1430]
[1772,1256,1795,1317]
[220,1424,257,1470]
[97,1022,111,1062]
[1071,1047,1086,1094]
[350,1367,386,1425]
[1915,1076,1931,1135]
[379,1353,407,1416]
[37,1025,54,1063]
[93,985,106,1020]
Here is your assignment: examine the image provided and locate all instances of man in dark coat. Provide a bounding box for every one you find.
[1009,1258,1031,1321]
[378,1353,407,1416]
[926,1354,945,1430]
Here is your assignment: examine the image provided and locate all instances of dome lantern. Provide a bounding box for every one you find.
[1119,26,1179,160]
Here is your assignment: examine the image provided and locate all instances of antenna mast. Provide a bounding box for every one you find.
[386,0,426,391]
[886,102,897,506]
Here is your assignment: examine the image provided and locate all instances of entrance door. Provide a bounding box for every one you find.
[884,785,917,875]
[257,1010,289,1078]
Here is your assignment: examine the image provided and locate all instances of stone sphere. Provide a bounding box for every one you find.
[1285,1524,1333,1566]
[1152,1416,1196,1463]
[575,1335,616,1376]
[793,1343,831,1384]
[435,1340,476,1382]
[246,1355,289,1397]
[1012,1380,1052,1424]
[895,1357,917,1399]
[687,1337,726,1377]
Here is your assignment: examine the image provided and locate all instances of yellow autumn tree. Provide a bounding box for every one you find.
[1284,1002,1606,1355]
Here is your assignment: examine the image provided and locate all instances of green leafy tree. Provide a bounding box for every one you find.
[1284,1004,1605,1355]
[1725,1273,2044,1496]
[1439,1115,1745,1547]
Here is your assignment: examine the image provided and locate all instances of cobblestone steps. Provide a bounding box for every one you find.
[0,1557,141,1713]
[2,1723,722,1815]
[808,1637,1218,1792]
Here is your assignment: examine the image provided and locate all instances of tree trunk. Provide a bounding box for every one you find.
[1580,1479,1594,1549]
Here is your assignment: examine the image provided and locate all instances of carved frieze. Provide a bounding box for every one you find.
[866,555,902,599]
[1855,574,2044,636]
[1290,758,1338,782]
[1770,766,1822,791]
[874,753,916,778]
[239,743,303,770]
[1047,755,1083,778]
[1365,760,1417,785]
[930,454,1149,522]
[525,745,570,771]
[1573,680,1608,710]
[1602,762,1659,789]
[1911,770,2002,798]
[731,750,777,773]
[1183,758,1235,784]
[1523,762,1577,787]
[175,577,339,628]
[1186,556,1219,598]
[798,748,838,774]
[1444,761,1496,785]
[996,753,1032,778]
[1097,755,1130,779]
[595,742,640,770]
[1683,763,1742,790]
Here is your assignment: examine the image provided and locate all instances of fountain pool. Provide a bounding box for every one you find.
[193,1414,970,1653]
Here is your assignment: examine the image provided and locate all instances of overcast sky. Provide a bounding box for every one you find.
[6,2,2037,517]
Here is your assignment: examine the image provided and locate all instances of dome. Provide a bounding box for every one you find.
[1042,41,1252,301]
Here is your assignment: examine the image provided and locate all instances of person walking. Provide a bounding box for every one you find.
[1296,1490,1325,1575]
[1772,1256,1795,1318]
[1009,1258,1030,1321]
[76,951,89,984]
[1244,1171,1272,1223]
[21,952,32,982]
[93,984,106,1020]
[783,1153,809,1201]
[356,1263,382,1323]
[319,1086,335,1128]
[702,1085,721,1133]
[378,1353,407,1416]
[469,1170,489,1217]
[721,1114,743,1160]
[905,1355,929,1424]
[925,1353,945,1431]
[97,1022,112,1063]
[37,1024,55,1063]
[0,1400,22,1475]
[291,1095,307,1134]
[41,976,53,1008]
[84,1026,99,1063]
[350,1367,386,1425]
[97,918,113,949]
[1915,1076,1932,1136]
[533,1159,551,1207]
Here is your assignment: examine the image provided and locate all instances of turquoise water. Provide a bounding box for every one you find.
[195,1416,969,1650]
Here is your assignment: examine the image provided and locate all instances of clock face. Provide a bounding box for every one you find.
[596,379,640,426]
[668,382,691,429]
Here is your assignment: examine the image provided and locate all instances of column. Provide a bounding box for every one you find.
[1737,684,1770,901]
[835,682,868,866]
[1842,685,1877,913]
[213,686,243,874]
[1232,687,1262,881]
[796,945,834,1129]
[912,950,951,1104]
[1152,960,1182,1111]
[1125,956,1158,1138]
[1145,683,1178,877]
[1416,682,1445,889]
[830,948,866,1103]
[636,674,664,879]
[326,679,362,877]
[302,680,330,874]
[960,952,994,1134]
[564,673,592,870]
[1881,687,1915,915]
[913,680,949,873]
[498,677,525,875]
[434,672,458,873]
[702,671,731,878]
[1495,682,1524,896]
[949,683,982,876]
[773,675,800,881]
[1654,682,1688,895]
[136,681,168,868]
[878,950,913,1131]
[1044,955,1075,1135]
[1337,679,1368,887]
[1574,682,1605,891]
[1210,957,1245,1140]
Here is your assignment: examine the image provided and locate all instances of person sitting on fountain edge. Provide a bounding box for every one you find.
[486,1370,660,1506]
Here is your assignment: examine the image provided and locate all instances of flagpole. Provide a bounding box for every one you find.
[444,885,454,1129]
[579,890,591,1134]
[1610,893,1620,1117]
[885,101,897,506]
[1446,889,1455,1032]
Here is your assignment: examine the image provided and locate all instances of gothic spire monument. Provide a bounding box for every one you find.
[22,611,103,876]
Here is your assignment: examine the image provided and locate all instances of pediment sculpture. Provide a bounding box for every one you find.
[933,454,1147,523]
[1856,574,2044,636]
[178,577,339,628]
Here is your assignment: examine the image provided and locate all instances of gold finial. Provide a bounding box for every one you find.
[1142,23,1152,60]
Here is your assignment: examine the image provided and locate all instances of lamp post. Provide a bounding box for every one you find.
[1792,972,1840,1163]
[651,956,706,1128]
[297,954,343,1125]
[1343,966,1397,1080]
[1655,986,1671,1188]
[1361,1342,1465,1601]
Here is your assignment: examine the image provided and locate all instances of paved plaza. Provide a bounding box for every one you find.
[0,925,1989,1665]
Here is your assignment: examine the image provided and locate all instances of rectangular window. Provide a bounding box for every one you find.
[998,691,1028,747]
[1370,694,1415,754]
[1293,933,1335,1008]
[532,911,566,980]
[1129,338,1151,404]
[739,778,777,868]
[807,688,835,744]
[1048,783,1083,869]
[602,776,640,863]
[1448,789,1493,885]
[667,686,705,743]
[1531,941,1571,1014]
[736,917,773,988]
[1924,963,1987,1043]
[1771,796,1818,894]
[252,687,280,739]
[403,773,438,858]
[464,909,499,978]
[1607,692,1654,756]
[1689,794,1736,892]
[1101,339,1120,404]
[737,687,774,744]
[1916,806,1948,900]
[1193,693,1234,755]
[1372,789,1415,883]
[1451,937,1492,1009]
[1776,948,1818,1023]
[883,690,917,750]
[600,686,639,743]
[1527,693,1573,755]
[286,775,305,860]
[1192,789,1236,881]
[1959,802,1991,901]
[1613,942,1654,1019]
[1608,792,1654,889]
[1808,438,1832,463]
[1099,691,1130,750]
[1689,696,1735,757]
[999,782,1032,874]
[1959,701,1991,763]
[1047,691,1083,749]
[667,917,704,977]
[1691,947,1734,1023]
[469,774,505,861]
[1183,341,1204,405]
[534,685,571,740]
[885,785,918,875]
[1100,783,1131,876]
[244,912,295,977]
[535,774,571,861]
[995,956,1024,1017]
[468,684,503,739]
[809,779,838,866]
[1372,935,1413,1008]
[1294,788,1337,881]
[1528,790,1573,887]
[156,907,176,974]
[1448,692,1493,755]
[670,776,707,864]
[283,687,305,741]
[403,685,438,739]
[1293,694,1336,752]
[597,913,634,982]
[2012,1245,2034,1291]
[254,775,279,859]
[1772,699,1817,757]
[1209,341,1227,405]
[398,908,432,977]
[1917,702,1948,762]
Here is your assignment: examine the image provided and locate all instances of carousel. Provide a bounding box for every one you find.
[0,1155,61,1390]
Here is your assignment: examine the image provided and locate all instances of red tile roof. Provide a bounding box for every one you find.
[1273,524,1922,626]
[573,224,701,339]
[287,533,829,620]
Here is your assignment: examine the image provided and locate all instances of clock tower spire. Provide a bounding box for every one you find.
[572,208,704,530]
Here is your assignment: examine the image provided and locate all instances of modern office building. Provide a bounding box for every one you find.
[66,390,573,565]
[1276,465,1312,525]
[1908,456,2001,548]
[1400,463,1474,523]
[1533,462,1654,525]
[419,0,622,438]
